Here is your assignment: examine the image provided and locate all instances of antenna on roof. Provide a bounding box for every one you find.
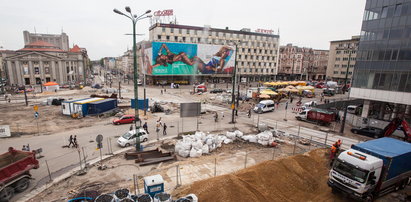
[34,26,37,34]
[61,27,64,33]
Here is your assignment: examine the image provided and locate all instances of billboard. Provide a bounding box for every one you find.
[141,42,236,75]
[180,103,201,117]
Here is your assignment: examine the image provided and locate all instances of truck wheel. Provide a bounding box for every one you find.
[143,138,148,142]
[14,178,30,192]
[364,194,374,202]
[0,187,14,202]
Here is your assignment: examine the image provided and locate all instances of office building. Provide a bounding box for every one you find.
[351,0,411,121]
[147,23,280,84]
[326,36,359,82]
[23,30,70,51]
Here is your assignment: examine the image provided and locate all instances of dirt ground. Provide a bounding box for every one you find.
[0,102,112,136]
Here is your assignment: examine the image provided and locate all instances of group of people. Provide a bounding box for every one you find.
[330,139,342,166]
[68,135,78,148]
[22,144,30,151]
[142,118,167,136]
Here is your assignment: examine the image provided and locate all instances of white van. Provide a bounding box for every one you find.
[254,100,275,113]
[347,105,358,114]
[117,128,148,147]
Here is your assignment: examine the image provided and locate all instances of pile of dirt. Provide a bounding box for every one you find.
[173,149,340,202]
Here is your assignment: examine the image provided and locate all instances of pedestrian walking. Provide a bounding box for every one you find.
[163,123,167,136]
[143,122,149,134]
[290,97,294,103]
[161,90,163,95]
[164,88,167,93]
[73,135,78,148]
[68,135,74,148]
[214,112,219,122]
[156,118,162,133]
[130,124,133,131]
[248,108,251,118]
[285,101,289,110]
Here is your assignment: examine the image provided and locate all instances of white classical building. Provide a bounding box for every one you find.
[1,41,88,86]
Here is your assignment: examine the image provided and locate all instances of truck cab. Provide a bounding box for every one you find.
[328,149,383,200]
[295,109,310,121]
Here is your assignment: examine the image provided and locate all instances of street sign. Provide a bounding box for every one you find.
[33,105,38,112]
[96,134,103,143]
[34,112,39,118]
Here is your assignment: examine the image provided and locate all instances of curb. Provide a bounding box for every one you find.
[17,136,176,202]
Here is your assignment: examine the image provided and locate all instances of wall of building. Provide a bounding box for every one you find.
[148,23,280,83]
[326,37,359,82]
[23,31,70,51]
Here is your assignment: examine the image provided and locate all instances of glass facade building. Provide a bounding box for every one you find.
[353,0,411,92]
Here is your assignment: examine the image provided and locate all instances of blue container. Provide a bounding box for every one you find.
[351,137,411,181]
[88,99,118,115]
[131,99,149,110]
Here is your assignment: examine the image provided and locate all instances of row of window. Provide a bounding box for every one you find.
[156,35,277,48]
[238,54,276,61]
[363,3,409,21]
[239,48,276,55]
[334,64,355,68]
[161,27,277,41]
[333,71,353,75]
[335,57,356,61]
[361,27,411,41]
[336,50,357,54]
[23,66,50,75]
[240,68,274,73]
[24,77,52,85]
[353,70,411,92]
[357,49,411,61]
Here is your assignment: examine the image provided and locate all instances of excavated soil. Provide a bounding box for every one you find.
[174,149,342,202]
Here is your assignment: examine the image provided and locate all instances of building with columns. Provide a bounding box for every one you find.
[1,41,88,86]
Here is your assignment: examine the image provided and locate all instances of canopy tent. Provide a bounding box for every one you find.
[296,85,315,92]
[42,82,60,92]
[260,89,278,95]
[277,88,299,93]
[258,94,270,98]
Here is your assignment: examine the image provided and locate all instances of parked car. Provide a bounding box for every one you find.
[117,128,148,147]
[323,88,335,96]
[315,82,325,88]
[226,89,232,94]
[210,88,224,94]
[253,100,275,113]
[351,126,383,138]
[112,115,135,125]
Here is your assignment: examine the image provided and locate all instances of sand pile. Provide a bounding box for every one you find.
[174,149,339,202]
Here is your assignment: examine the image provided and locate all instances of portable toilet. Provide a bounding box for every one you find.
[144,174,164,198]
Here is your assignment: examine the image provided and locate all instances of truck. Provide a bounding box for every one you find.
[0,147,39,202]
[295,108,335,125]
[328,137,411,201]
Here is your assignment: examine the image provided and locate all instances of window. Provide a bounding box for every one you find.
[34,67,40,74]
[179,29,182,34]
[340,71,346,74]
[45,67,50,74]
[170,28,174,33]
[157,35,161,40]
[24,78,30,85]
[334,71,339,74]
[336,51,341,54]
[166,36,170,40]
[394,4,402,17]
[162,27,165,32]
[174,36,178,41]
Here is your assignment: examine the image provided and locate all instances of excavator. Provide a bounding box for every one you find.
[381,117,411,142]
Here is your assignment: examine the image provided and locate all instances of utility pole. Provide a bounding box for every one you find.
[230,43,238,124]
[118,81,121,98]
[24,86,28,106]
[339,47,353,134]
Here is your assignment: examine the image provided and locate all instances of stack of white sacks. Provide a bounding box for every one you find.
[175,130,277,158]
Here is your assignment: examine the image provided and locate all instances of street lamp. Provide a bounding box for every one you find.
[229,41,239,124]
[114,7,151,151]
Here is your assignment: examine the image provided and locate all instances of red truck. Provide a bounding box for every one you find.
[295,108,335,125]
[0,147,39,202]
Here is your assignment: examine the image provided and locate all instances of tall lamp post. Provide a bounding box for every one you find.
[114,7,151,151]
[230,42,239,124]
[339,45,354,134]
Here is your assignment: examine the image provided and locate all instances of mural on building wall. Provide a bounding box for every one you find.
[142,42,235,75]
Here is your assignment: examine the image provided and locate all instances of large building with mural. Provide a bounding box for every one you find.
[145,22,280,84]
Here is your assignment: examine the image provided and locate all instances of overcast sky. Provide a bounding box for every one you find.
[0,0,366,60]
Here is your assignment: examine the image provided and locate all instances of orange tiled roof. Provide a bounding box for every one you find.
[69,45,81,53]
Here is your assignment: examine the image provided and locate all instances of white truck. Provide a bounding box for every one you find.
[328,137,411,201]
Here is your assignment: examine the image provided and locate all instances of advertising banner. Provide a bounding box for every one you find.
[180,103,201,117]
[142,42,235,75]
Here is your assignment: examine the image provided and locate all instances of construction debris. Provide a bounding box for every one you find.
[124,148,176,166]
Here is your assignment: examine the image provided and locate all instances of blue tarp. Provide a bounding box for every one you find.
[131,99,149,110]
[352,137,411,181]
